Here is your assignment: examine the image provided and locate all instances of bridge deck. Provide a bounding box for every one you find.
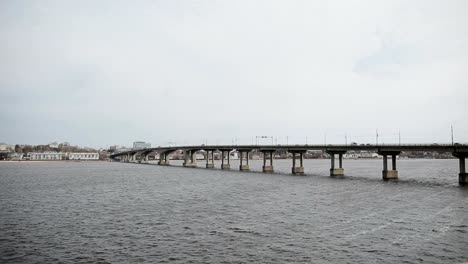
[111,144,468,158]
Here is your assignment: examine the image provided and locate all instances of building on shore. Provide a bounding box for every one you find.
[0,143,12,152]
[68,153,99,160]
[358,151,379,159]
[27,152,99,160]
[29,152,64,160]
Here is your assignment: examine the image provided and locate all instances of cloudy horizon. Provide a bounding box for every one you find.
[1,0,467,148]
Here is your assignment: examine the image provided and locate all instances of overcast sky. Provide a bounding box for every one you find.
[1,0,467,148]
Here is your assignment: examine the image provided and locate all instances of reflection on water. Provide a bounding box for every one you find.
[1,160,467,263]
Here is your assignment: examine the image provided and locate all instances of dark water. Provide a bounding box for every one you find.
[1,160,467,263]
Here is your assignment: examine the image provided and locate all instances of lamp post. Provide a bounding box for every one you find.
[451,125,454,145]
[376,129,379,146]
[399,130,401,145]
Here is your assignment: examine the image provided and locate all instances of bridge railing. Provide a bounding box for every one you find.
[110,143,468,157]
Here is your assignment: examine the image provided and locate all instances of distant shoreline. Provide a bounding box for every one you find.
[0,160,104,163]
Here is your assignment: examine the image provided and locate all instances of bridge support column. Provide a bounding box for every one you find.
[239,150,250,171]
[191,151,196,166]
[165,153,170,165]
[379,151,400,180]
[183,150,197,167]
[132,153,137,163]
[221,150,230,169]
[140,154,149,164]
[158,153,164,165]
[158,153,169,165]
[453,152,468,185]
[206,150,214,168]
[291,151,305,175]
[262,150,274,173]
[327,151,346,176]
[459,157,467,185]
[183,151,189,166]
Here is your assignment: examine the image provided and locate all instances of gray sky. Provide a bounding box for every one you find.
[1,0,467,148]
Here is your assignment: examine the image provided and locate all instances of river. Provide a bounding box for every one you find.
[1,160,467,263]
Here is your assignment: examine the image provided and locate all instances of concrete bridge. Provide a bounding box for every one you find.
[110,144,468,185]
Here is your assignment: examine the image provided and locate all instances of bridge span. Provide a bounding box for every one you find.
[110,144,468,185]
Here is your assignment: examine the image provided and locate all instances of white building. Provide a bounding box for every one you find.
[8,153,23,160]
[48,142,59,148]
[29,152,64,160]
[344,152,359,159]
[359,152,379,158]
[133,141,151,150]
[68,153,99,160]
[229,151,239,160]
[0,143,11,151]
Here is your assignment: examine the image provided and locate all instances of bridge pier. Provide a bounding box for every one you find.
[158,152,170,165]
[140,153,149,164]
[157,153,163,165]
[291,151,305,175]
[239,150,250,171]
[262,150,274,173]
[379,151,400,180]
[183,150,197,167]
[327,151,346,176]
[206,150,215,168]
[221,150,230,169]
[453,152,468,185]
[110,144,468,185]
[460,158,467,185]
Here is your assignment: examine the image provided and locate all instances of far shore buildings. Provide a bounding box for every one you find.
[68,153,99,160]
[28,152,99,160]
[0,143,13,151]
[29,152,64,160]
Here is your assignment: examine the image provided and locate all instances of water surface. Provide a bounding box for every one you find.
[1,160,467,263]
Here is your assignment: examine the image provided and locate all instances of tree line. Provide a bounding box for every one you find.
[14,144,98,154]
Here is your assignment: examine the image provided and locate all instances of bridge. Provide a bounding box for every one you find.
[110,144,468,185]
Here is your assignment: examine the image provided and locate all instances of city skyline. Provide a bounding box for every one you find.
[1,0,467,148]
